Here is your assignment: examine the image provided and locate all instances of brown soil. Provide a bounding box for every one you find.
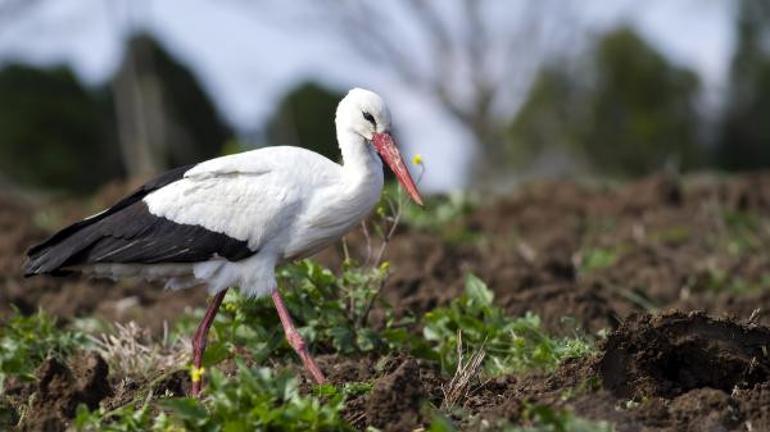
[599,312,770,399]
[18,353,111,431]
[312,353,443,430]
[5,172,770,430]
[370,173,770,336]
[365,358,425,431]
[451,311,770,431]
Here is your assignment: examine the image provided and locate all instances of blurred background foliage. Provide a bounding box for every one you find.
[113,34,233,175]
[0,1,769,195]
[0,64,120,193]
[716,0,770,171]
[509,27,702,177]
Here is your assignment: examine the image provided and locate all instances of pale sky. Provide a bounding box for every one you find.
[0,0,735,191]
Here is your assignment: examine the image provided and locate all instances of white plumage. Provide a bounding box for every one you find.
[141,143,383,296]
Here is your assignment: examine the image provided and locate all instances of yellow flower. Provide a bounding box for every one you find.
[411,154,423,166]
[379,261,391,273]
[190,366,205,383]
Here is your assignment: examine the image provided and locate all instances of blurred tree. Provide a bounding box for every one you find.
[578,28,701,176]
[111,33,233,177]
[263,82,343,162]
[506,65,580,169]
[292,0,578,184]
[0,65,122,193]
[509,27,702,177]
[716,0,770,171]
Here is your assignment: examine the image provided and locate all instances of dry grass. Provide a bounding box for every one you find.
[441,331,487,411]
[89,321,189,379]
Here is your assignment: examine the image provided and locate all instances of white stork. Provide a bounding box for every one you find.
[24,88,423,395]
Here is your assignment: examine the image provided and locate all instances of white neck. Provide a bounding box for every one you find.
[336,129,382,183]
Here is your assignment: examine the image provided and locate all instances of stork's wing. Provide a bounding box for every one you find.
[25,147,338,277]
[145,146,338,251]
[24,164,257,276]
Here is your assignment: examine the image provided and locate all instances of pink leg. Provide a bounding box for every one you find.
[271,291,326,384]
[191,289,228,397]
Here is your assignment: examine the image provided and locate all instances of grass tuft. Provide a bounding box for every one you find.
[89,321,189,381]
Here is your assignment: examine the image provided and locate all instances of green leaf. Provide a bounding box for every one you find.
[329,326,355,353]
[465,273,494,305]
[162,398,209,421]
[428,413,459,432]
[202,341,231,367]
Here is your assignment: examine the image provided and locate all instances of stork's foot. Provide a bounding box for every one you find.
[272,291,327,385]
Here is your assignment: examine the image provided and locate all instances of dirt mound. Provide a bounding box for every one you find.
[468,311,770,431]
[365,359,425,431]
[313,353,444,430]
[20,353,111,431]
[599,311,770,399]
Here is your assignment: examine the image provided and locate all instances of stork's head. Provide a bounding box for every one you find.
[336,88,423,206]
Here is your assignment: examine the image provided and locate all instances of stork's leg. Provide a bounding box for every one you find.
[271,291,326,384]
[191,288,228,397]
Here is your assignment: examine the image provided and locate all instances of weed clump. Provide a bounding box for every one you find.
[0,309,86,389]
[423,274,594,376]
[74,363,353,431]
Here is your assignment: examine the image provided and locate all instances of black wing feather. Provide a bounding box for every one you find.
[26,164,193,258]
[25,165,256,277]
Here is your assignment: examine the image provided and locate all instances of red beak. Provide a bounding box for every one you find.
[372,132,424,206]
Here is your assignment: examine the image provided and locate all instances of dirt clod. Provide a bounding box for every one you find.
[599,311,770,399]
[366,359,425,432]
[21,353,111,431]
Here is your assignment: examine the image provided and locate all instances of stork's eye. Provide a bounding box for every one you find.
[362,111,376,126]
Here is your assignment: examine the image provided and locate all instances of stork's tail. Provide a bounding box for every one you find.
[24,241,78,277]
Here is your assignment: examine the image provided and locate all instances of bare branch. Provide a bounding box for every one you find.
[248,0,577,180]
[326,0,423,83]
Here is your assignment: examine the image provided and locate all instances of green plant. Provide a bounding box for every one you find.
[722,210,763,254]
[0,399,18,430]
[692,267,764,296]
[651,226,691,245]
[507,404,614,432]
[428,404,612,432]
[76,363,354,431]
[379,182,478,244]
[74,399,165,432]
[167,364,352,431]
[422,275,593,376]
[398,187,476,231]
[0,309,87,390]
[577,248,619,273]
[278,259,393,354]
[173,259,401,369]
